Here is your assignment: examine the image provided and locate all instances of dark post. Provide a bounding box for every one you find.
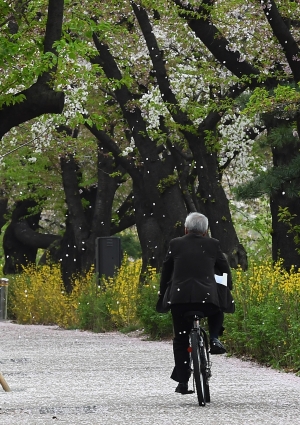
[0,278,8,321]
[95,237,122,281]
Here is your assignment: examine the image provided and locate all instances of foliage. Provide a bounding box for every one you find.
[137,271,173,339]
[243,83,300,119]
[224,260,300,372]
[7,263,84,328]
[6,256,172,337]
[278,206,300,255]
[2,0,300,276]
[5,253,300,372]
[234,128,300,200]
[76,277,113,333]
[102,255,142,329]
[157,173,178,193]
[78,256,173,338]
[117,229,142,260]
[229,197,272,261]
[0,0,55,109]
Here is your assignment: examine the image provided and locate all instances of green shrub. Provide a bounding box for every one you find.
[137,276,173,339]
[117,230,142,259]
[77,279,114,333]
[223,260,300,372]
[77,256,143,332]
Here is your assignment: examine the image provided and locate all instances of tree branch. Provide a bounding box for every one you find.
[84,122,140,181]
[173,0,279,88]
[259,0,300,82]
[111,192,136,234]
[0,0,65,139]
[60,154,90,244]
[14,221,61,248]
[91,32,158,161]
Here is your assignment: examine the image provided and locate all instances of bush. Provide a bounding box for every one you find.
[137,274,173,339]
[77,255,143,332]
[6,256,173,338]
[6,256,300,373]
[103,256,141,329]
[223,260,300,372]
[7,263,82,328]
[76,276,113,332]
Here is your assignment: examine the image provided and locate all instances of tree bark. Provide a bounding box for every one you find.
[172,0,278,88]
[0,85,64,139]
[3,199,59,274]
[13,221,60,248]
[270,191,300,269]
[110,192,136,235]
[259,0,300,82]
[0,192,8,232]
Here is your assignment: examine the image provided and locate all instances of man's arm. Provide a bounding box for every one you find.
[159,245,174,297]
[215,246,233,290]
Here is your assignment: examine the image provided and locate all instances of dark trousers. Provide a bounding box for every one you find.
[170,303,224,383]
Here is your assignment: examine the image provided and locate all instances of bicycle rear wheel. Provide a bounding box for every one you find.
[190,331,206,406]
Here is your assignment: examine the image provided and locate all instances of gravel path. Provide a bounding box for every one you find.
[0,321,299,425]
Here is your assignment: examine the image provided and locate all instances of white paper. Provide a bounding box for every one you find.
[215,273,228,287]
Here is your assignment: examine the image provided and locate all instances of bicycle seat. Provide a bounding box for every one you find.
[183,311,205,319]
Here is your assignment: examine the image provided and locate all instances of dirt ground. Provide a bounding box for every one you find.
[1,321,300,425]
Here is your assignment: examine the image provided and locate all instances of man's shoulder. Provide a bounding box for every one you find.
[198,236,222,252]
[206,236,220,245]
[170,235,185,245]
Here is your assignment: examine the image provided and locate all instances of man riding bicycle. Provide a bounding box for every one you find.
[157,212,234,395]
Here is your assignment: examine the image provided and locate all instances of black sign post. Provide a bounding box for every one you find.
[95,237,122,281]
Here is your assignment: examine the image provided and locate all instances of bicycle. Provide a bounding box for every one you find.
[185,311,211,406]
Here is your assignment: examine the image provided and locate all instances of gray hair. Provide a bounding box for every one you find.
[185,212,209,234]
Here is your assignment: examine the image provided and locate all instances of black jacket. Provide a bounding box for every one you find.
[159,232,234,312]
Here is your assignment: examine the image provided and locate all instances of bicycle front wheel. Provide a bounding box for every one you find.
[190,331,206,406]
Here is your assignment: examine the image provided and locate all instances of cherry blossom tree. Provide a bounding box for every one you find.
[173,0,300,268]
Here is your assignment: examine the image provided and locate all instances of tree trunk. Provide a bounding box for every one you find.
[186,126,248,269]
[84,145,122,270]
[0,192,8,232]
[86,123,187,273]
[3,200,41,274]
[58,147,123,290]
[270,121,300,269]
[132,180,164,274]
[49,217,80,293]
[270,191,300,269]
